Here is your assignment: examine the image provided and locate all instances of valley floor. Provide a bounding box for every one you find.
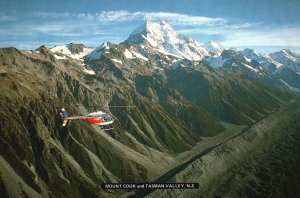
[201,104,300,198]
[131,101,300,198]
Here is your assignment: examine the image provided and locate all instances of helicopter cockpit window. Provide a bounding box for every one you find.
[102,114,113,121]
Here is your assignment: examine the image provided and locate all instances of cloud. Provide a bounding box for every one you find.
[95,10,138,22]
[31,11,72,18]
[29,10,226,25]
[33,24,72,33]
[176,20,300,49]
[3,10,227,39]
[93,10,226,25]
[77,13,94,20]
[2,10,300,51]
[142,12,226,25]
[0,14,16,22]
[7,10,226,39]
[177,22,264,35]
[221,27,300,47]
[0,22,80,37]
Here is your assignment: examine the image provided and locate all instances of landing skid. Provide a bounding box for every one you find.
[100,124,114,131]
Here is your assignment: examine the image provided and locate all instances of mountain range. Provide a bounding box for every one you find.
[1,20,300,198]
[51,20,300,92]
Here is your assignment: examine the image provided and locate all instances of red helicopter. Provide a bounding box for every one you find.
[60,108,114,130]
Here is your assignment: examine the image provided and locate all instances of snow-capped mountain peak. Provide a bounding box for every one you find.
[127,20,180,47]
[125,20,222,60]
[281,49,292,55]
[50,43,93,60]
[204,41,224,56]
[240,48,262,60]
[85,41,111,60]
[269,49,300,73]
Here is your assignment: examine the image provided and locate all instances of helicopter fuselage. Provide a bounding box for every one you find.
[61,110,114,126]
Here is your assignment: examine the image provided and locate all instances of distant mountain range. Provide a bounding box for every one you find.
[50,20,300,91]
[0,20,300,197]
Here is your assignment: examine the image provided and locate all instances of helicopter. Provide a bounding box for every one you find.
[60,108,114,130]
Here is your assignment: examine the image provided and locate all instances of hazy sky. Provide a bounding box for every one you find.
[1,0,300,52]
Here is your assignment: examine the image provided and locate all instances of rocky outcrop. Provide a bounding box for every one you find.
[67,43,85,54]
